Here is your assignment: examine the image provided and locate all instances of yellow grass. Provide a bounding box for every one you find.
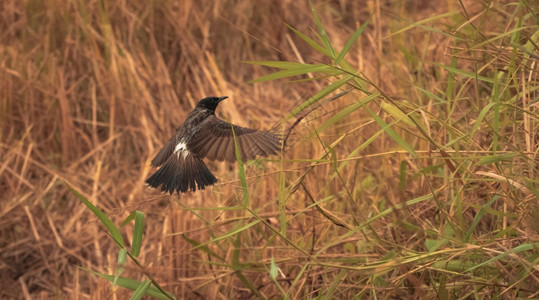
[0,0,537,298]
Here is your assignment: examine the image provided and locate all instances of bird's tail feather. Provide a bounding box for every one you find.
[145,153,217,194]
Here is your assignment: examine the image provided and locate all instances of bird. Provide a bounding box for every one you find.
[146,96,281,195]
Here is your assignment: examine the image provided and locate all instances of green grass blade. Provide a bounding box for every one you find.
[66,182,125,248]
[380,100,416,126]
[363,105,417,156]
[269,257,279,279]
[284,23,330,56]
[469,101,497,140]
[181,234,225,261]
[464,243,538,273]
[310,1,335,58]
[248,64,335,83]
[414,86,447,103]
[334,20,369,65]
[478,153,519,165]
[287,74,353,119]
[131,211,145,257]
[316,93,378,133]
[82,268,173,299]
[463,196,498,243]
[387,11,460,38]
[120,211,136,228]
[130,280,151,300]
[436,63,496,83]
[193,220,261,248]
[114,248,127,285]
[242,60,314,69]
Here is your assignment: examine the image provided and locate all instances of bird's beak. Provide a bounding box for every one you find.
[218,96,228,102]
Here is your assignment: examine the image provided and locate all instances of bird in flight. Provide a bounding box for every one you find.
[146,96,281,194]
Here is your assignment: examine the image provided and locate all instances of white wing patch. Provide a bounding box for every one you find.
[174,141,190,159]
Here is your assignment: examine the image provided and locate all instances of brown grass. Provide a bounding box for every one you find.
[1,0,537,299]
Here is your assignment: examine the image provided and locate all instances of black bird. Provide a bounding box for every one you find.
[146,96,281,194]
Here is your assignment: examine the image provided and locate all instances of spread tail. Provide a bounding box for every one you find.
[146,153,217,194]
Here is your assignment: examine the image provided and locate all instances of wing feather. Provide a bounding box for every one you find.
[187,114,280,162]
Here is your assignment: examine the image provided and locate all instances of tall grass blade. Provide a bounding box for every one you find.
[287,74,353,119]
[363,105,416,156]
[284,23,330,57]
[334,20,369,65]
[66,183,125,248]
[463,196,498,243]
[130,280,151,300]
[131,211,145,257]
[81,268,173,299]
[248,64,335,83]
[309,1,335,58]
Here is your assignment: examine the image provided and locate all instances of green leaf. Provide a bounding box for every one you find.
[478,152,518,165]
[181,234,225,261]
[82,268,173,299]
[464,243,538,273]
[130,280,151,300]
[196,220,261,247]
[248,64,335,83]
[414,86,447,103]
[380,100,415,126]
[425,239,446,252]
[399,161,406,191]
[469,101,497,140]
[120,211,137,228]
[287,74,353,119]
[387,11,460,38]
[66,183,125,248]
[114,249,127,285]
[284,23,330,57]
[436,63,496,83]
[334,20,369,65]
[364,105,417,156]
[463,196,498,242]
[131,211,145,257]
[316,93,377,133]
[242,60,313,69]
[269,257,279,279]
[310,1,335,58]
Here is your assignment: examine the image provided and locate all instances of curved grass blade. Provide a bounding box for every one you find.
[66,182,125,248]
[120,211,137,228]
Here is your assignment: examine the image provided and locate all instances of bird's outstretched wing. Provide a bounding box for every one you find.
[150,136,176,167]
[187,114,281,162]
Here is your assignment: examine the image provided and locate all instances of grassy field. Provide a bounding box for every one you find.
[1,0,537,299]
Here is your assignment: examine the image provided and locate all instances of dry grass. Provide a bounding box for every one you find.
[0,0,537,299]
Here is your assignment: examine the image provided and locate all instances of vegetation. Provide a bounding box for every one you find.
[0,0,537,298]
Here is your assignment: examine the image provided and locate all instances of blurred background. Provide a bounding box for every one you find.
[1,0,537,298]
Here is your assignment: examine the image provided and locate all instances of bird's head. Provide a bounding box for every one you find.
[197,96,228,112]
